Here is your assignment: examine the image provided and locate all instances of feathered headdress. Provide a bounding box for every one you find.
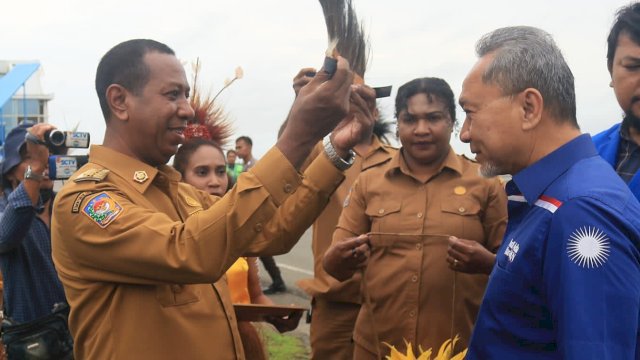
[184,59,241,146]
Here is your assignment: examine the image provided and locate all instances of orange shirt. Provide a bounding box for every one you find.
[333,147,507,355]
[226,258,250,304]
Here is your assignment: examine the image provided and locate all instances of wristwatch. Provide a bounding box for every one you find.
[322,136,355,171]
[24,165,45,182]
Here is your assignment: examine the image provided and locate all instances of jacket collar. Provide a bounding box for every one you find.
[358,135,394,171]
[513,134,597,205]
[88,145,181,194]
[385,145,463,179]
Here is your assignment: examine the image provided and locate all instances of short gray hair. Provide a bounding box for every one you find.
[476,26,578,127]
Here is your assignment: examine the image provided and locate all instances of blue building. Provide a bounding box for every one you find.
[0,61,53,148]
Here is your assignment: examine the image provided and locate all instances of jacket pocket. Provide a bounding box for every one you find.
[365,200,402,248]
[441,197,484,241]
[156,284,200,307]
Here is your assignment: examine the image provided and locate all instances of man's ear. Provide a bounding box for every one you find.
[519,88,543,131]
[106,84,130,122]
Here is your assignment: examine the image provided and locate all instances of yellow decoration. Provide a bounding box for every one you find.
[384,336,467,360]
[454,186,466,195]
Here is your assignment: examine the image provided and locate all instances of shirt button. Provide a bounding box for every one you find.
[378,209,385,214]
[417,212,423,218]
[409,310,416,317]
[283,183,293,194]
[171,285,182,293]
[458,207,465,213]
[254,223,263,233]
[411,275,418,282]
[416,243,422,250]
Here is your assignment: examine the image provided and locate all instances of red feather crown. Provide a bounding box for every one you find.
[184,59,242,147]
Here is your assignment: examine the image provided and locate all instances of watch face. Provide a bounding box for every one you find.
[24,165,43,181]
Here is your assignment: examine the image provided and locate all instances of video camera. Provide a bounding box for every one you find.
[45,130,90,180]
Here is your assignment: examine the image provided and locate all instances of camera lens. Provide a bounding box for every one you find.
[46,130,66,147]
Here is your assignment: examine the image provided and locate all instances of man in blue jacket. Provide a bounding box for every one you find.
[460,25,640,359]
[592,3,640,200]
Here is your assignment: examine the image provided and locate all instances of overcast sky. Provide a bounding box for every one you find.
[1,0,632,158]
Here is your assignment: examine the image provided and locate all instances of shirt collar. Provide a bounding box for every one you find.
[359,135,394,171]
[88,145,182,194]
[512,134,597,204]
[385,145,463,178]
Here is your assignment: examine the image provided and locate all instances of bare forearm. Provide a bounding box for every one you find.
[275,133,318,170]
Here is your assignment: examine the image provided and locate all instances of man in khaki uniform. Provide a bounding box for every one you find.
[50,39,371,359]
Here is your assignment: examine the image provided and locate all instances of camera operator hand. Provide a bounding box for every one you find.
[22,124,55,206]
[25,124,55,175]
[277,56,354,169]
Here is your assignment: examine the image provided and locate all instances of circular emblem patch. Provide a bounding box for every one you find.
[567,226,610,268]
[454,186,467,195]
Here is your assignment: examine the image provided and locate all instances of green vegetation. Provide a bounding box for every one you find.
[261,325,309,360]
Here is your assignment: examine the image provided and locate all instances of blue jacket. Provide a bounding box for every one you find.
[0,185,66,322]
[592,123,640,201]
[468,134,640,359]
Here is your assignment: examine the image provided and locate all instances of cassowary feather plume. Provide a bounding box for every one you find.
[319,0,369,79]
[319,0,394,143]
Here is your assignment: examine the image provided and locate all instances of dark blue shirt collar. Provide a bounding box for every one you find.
[512,134,597,204]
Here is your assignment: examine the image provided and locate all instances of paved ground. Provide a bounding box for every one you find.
[258,228,314,350]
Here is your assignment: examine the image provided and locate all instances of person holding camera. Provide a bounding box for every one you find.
[0,122,73,359]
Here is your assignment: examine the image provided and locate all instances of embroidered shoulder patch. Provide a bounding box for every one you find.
[75,168,110,183]
[82,192,123,228]
[567,226,610,268]
[72,192,92,213]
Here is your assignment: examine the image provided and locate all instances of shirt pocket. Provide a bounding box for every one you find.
[156,284,200,307]
[440,197,485,241]
[365,199,402,248]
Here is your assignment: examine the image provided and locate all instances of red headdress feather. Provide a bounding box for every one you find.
[184,59,238,146]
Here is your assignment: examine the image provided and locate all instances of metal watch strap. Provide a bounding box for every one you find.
[24,165,44,181]
[322,136,355,171]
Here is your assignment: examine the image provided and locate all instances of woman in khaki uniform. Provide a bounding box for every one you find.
[324,77,507,359]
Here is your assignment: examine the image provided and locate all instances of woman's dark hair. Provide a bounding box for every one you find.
[173,138,225,177]
[373,111,394,145]
[394,77,457,126]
